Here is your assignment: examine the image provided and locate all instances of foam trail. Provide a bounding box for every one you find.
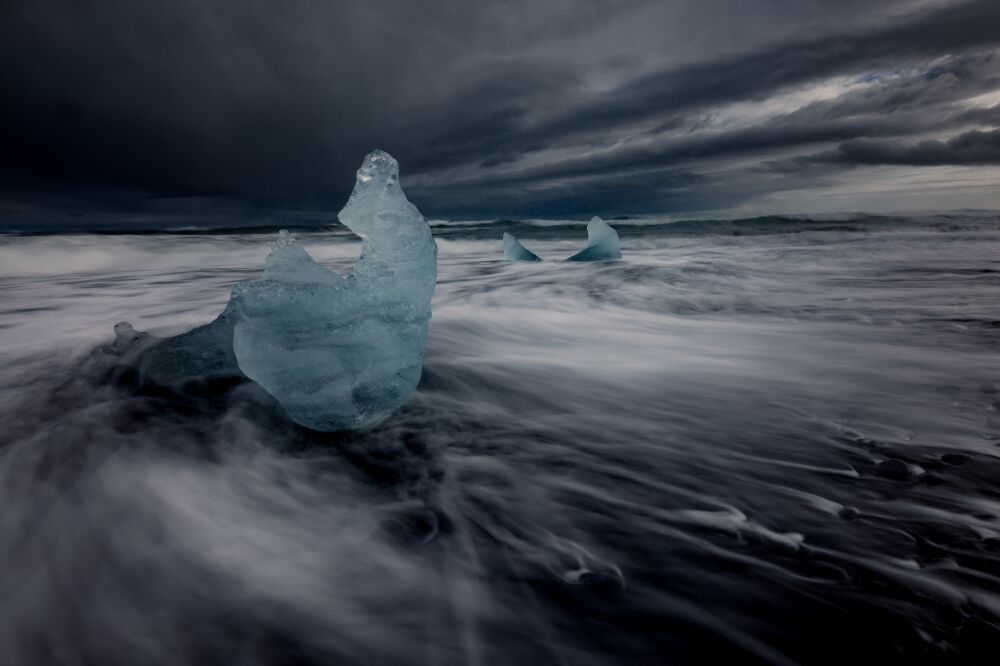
[2,211,1000,663]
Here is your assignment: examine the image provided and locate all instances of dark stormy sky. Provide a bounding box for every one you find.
[2,0,1000,224]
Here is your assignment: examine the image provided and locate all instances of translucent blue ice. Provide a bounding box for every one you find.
[111,314,241,390]
[500,217,621,262]
[503,232,542,262]
[230,150,437,430]
[566,216,621,262]
[113,150,437,432]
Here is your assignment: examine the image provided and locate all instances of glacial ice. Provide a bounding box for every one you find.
[500,217,621,262]
[110,314,242,392]
[566,217,621,262]
[230,150,437,431]
[503,232,542,262]
[113,150,437,431]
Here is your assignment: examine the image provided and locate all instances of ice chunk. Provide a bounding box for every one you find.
[109,312,243,392]
[111,321,148,353]
[113,150,435,429]
[229,150,437,431]
[503,232,542,262]
[566,216,621,262]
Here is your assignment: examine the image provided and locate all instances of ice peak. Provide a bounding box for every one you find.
[272,228,295,249]
[355,149,399,186]
[339,149,428,255]
[586,216,614,242]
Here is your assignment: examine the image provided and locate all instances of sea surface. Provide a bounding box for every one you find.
[1,212,1000,664]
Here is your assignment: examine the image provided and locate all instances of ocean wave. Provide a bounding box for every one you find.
[2,213,1000,663]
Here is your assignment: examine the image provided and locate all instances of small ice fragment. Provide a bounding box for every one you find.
[503,232,542,262]
[111,321,147,352]
[566,216,621,262]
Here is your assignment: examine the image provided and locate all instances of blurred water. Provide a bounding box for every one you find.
[1,213,999,664]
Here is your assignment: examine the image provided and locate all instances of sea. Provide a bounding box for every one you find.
[1,211,999,664]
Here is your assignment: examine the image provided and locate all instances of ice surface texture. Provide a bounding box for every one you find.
[503,232,542,262]
[566,217,622,262]
[230,151,437,430]
[115,150,437,431]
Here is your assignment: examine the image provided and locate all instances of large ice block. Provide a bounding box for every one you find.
[230,150,438,430]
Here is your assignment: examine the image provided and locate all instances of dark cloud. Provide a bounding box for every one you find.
[410,53,1000,214]
[447,0,1000,166]
[784,128,1000,168]
[1,0,999,221]
[411,168,706,218]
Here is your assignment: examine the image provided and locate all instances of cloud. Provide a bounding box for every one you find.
[397,2,1000,176]
[787,128,1000,168]
[1,0,1000,219]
